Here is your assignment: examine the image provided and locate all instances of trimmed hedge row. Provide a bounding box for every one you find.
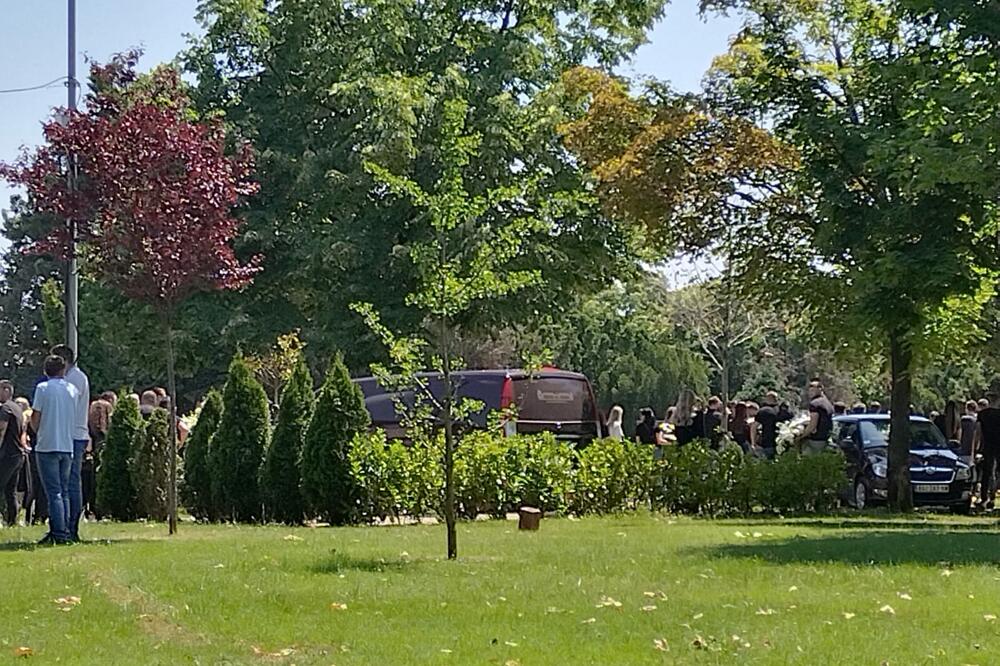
[349,434,847,520]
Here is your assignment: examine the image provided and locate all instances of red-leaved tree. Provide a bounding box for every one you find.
[1,52,258,534]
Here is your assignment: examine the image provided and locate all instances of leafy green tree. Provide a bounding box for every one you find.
[212,355,271,522]
[132,408,171,521]
[356,96,554,558]
[300,354,369,525]
[699,0,1000,510]
[181,389,223,521]
[184,0,668,372]
[545,278,709,427]
[261,352,314,524]
[96,392,142,521]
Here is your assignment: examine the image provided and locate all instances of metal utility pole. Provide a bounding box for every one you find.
[65,0,78,353]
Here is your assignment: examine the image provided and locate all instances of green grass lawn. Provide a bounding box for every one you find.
[3,514,1000,664]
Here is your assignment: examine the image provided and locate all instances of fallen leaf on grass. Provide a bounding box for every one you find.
[752,532,763,538]
[596,596,622,609]
[756,608,776,616]
[788,586,798,592]
[643,591,657,598]
[330,603,348,611]
[13,647,32,658]
[53,597,80,607]
[440,649,452,654]
[842,612,856,620]
[504,661,521,666]
[213,563,225,569]
[692,613,704,620]
[984,614,996,622]
[282,535,303,542]
[941,570,954,577]
[898,593,912,601]
[734,531,747,538]
[653,638,669,652]
[641,605,657,612]
[251,646,296,658]
[505,641,519,647]
[880,605,896,615]
[581,618,597,624]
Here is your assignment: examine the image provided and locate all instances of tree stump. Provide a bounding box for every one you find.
[518,506,541,531]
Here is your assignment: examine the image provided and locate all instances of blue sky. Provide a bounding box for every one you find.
[0,0,742,212]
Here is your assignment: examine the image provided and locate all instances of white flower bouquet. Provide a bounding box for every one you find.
[775,414,810,455]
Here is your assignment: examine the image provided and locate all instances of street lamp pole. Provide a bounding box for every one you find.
[65,0,78,353]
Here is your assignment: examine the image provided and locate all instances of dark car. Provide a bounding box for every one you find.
[833,414,974,513]
[354,368,602,444]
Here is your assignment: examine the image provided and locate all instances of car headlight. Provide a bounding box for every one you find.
[956,466,972,481]
[872,462,887,478]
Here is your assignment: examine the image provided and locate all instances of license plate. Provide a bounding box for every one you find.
[915,484,950,493]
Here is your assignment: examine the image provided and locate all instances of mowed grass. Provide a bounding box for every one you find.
[3,514,1000,664]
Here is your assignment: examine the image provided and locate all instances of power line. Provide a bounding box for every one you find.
[0,76,70,95]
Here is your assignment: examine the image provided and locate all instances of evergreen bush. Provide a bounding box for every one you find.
[300,354,369,525]
[260,354,314,524]
[180,389,223,521]
[211,355,271,522]
[96,391,142,521]
[132,408,170,521]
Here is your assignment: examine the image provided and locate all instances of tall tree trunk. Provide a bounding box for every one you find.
[888,332,913,512]
[165,317,179,535]
[720,345,730,432]
[441,318,457,560]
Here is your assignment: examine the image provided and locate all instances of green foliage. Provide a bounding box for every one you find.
[180,389,222,521]
[350,430,444,522]
[572,438,655,515]
[261,353,314,524]
[96,392,142,521]
[300,354,370,525]
[744,452,846,514]
[454,432,575,518]
[655,442,747,515]
[211,355,271,522]
[545,278,709,426]
[132,408,171,521]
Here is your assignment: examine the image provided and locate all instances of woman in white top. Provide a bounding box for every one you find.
[606,405,624,440]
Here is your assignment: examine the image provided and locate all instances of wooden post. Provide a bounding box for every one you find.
[518,506,541,531]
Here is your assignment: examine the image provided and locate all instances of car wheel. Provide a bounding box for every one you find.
[853,477,868,510]
[950,501,972,516]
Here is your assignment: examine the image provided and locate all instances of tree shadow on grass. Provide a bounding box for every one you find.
[310,550,419,575]
[725,517,999,532]
[703,530,1000,566]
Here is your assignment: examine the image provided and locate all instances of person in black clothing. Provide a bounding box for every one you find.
[851,402,867,414]
[868,401,882,414]
[670,389,700,447]
[704,396,724,448]
[635,408,657,445]
[776,402,793,423]
[752,391,780,460]
[960,400,978,457]
[798,379,834,454]
[975,393,1000,510]
[0,380,25,526]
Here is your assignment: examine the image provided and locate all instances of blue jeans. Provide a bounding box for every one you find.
[37,452,72,542]
[69,439,88,540]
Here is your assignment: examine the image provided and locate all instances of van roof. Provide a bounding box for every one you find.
[353,368,590,382]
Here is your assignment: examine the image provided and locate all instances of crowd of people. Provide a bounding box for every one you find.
[607,379,837,459]
[604,378,1000,511]
[0,346,185,543]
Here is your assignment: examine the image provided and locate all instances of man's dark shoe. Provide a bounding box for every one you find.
[37,533,55,546]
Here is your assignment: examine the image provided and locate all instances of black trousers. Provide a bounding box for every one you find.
[982,447,1000,504]
[0,451,25,526]
[24,451,47,524]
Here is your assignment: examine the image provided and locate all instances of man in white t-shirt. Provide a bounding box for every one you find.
[31,355,80,545]
[51,345,90,541]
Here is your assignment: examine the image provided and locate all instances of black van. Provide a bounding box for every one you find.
[354,368,602,444]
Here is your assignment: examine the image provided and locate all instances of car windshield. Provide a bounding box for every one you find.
[859,420,949,450]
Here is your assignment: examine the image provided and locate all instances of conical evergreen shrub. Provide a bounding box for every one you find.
[181,389,223,521]
[211,355,271,522]
[300,354,370,525]
[132,408,170,521]
[261,353,314,524]
[96,392,142,521]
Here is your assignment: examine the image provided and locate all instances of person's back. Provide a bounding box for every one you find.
[756,404,779,450]
[978,406,1000,453]
[34,378,79,454]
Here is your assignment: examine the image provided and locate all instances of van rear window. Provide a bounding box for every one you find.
[513,377,595,423]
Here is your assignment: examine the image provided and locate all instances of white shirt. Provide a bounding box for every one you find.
[608,422,624,440]
[33,378,81,453]
[64,365,90,441]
